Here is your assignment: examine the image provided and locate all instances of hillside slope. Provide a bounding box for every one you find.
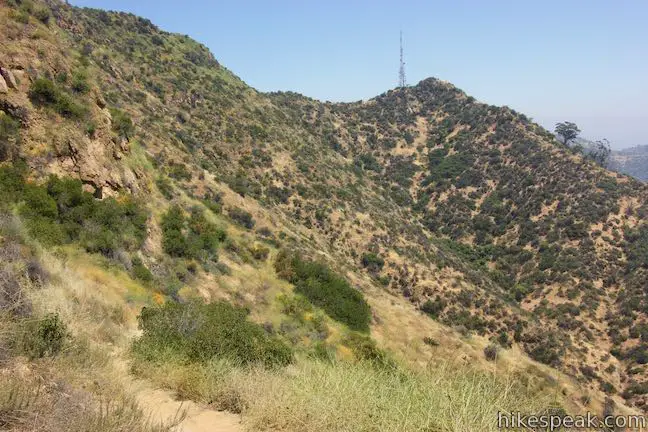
[610,145,648,181]
[1,0,647,423]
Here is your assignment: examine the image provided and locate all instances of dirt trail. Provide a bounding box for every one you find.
[134,383,242,432]
[112,355,243,432]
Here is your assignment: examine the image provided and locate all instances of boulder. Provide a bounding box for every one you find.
[0,68,17,89]
[11,70,25,89]
[0,75,8,94]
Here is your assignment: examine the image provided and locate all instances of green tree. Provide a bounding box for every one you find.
[588,138,611,168]
[555,122,581,146]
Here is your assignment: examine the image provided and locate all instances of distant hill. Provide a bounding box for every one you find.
[610,145,648,181]
[564,137,648,182]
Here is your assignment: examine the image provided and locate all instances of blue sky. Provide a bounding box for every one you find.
[69,0,648,149]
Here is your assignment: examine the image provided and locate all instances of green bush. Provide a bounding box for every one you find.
[0,112,21,162]
[23,215,65,246]
[626,225,648,273]
[131,256,153,283]
[484,344,499,361]
[78,196,148,254]
[29,78,87,119]
[29,78,58,104]
[33,5,51,24]
[55,92,86,118]
[70,69,90,94]
[186,207,226,260]
[202,191,223,214]
[161,205,189,257]
[427,147,449,166]
[250,244,270,261]
[228,206,255,229]
[132,301,293,367]
[426,153,473,182]
[510,283,533,302]
[155,176,174,199]
[361,252,384,272]
[109,108,134,139]
[275,251,371,332]
[525,332,565,367]
[0,164,27,207]
[23,183,58,218]
[354,153,382,172]
[167,162,192,181]
[161,205,225,261]
[624,382,648,398]
[21,313,68,359]
[85,120,97,137]
[225,171,258,197]
[9,7,30,23]
[47,177,147,253]
[421,296,446,319]
[8,175,148,253]
[343,332,394,367]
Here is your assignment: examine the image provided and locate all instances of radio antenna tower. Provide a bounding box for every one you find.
[398,31,407,88]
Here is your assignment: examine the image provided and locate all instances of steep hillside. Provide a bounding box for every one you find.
[1,0,648,426]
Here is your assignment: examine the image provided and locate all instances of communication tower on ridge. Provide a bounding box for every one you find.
[399,31,407,88]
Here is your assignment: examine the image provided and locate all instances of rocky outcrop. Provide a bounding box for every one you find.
[56,135,143,198]
[0,75,7,94]
[0,100,29,124]
[0,68,18,89]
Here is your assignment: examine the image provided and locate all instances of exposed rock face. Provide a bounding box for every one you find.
[0,100,28,124]
[67,138,122,196]
[0,75,7,94]
[11,70,25,90]
[0,68,17,89]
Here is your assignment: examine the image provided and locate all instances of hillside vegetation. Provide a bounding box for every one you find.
[1,0,647,429]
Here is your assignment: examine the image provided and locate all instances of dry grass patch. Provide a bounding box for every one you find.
[133,355,560,432]
[0,362,174,432]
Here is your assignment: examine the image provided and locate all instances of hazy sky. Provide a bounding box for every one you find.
[69,0,648,149]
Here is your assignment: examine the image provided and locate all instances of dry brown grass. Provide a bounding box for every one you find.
[0,214,174,431]
[132,354,560,432]
[0,370,174,432]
